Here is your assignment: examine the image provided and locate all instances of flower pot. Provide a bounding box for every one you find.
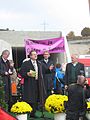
[86,113,90,119]
[16,114,27,120]
[54,113,66,120]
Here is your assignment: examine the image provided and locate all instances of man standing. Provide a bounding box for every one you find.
[19,50,45,117]
[41,51,54,98]
[0,50,12,111]
[64,54,85,90]
[66,75,89,120]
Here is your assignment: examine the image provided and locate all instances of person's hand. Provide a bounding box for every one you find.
[85,79,88,84]
[65,85,68,90]
[27,72,31,77]
[5,72,8,75]
[8,69,13,75]
[27,70,36,77]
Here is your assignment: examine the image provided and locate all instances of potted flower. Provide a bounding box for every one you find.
[45,94,68,120]
[11,101,33,120]
[86,101,90,119]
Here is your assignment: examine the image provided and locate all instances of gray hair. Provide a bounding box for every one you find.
[71,54,79,59]
[2,50,10,55]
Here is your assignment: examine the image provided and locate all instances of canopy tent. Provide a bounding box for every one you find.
[0,39,12,60]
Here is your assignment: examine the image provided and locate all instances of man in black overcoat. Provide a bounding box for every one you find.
[66,75,89,120]
[19,50,45,117]
[41,51,54,98]
[0,50,13,111]
[64,54,85,90]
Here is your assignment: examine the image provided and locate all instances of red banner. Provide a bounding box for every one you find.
[0,108,17,120]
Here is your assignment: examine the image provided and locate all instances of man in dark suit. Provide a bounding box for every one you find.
[19,50,45,117]
[64,54,85,90]
[41,51,54,98]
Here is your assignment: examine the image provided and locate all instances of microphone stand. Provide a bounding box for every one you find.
[39,62,54,120]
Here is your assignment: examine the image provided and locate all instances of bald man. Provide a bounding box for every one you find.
[66,75,89,120]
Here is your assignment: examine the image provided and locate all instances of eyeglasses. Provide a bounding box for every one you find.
[31,54,37,56]
[44,54,49,55]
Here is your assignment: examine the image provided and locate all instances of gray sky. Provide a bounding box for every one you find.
[0,0,90,36]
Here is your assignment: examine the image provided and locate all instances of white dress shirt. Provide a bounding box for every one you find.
[44,59,48,63]
[31,59,38,80]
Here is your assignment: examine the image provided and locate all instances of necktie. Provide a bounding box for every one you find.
[33,61,38,80]
[33,61,36,69]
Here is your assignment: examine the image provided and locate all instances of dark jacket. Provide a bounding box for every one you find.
[0,57,11,102]
[19,59,45,105]
[66,84,87,112]
[41,59,55,96]
[65,62,85,85]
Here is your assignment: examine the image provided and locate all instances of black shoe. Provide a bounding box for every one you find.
[30,114,39,118]
[30,113,36,117]
[30,114,35,118]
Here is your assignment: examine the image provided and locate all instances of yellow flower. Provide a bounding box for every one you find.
[87,102,90,109]
[11,101,33,114]
[45,94,68,113]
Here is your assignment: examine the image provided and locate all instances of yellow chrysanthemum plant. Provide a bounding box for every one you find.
[11,101,33,114]
[45,94,68,113]
[87,101,90,112]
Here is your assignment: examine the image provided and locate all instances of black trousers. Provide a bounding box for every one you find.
[66,111,88,120]
[66,111,79,120]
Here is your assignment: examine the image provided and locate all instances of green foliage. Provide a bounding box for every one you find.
[66,31,75,39]
[0,76,8,110]
[81,27,90,37]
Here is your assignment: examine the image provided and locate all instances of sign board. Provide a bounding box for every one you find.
[25,37,65,56]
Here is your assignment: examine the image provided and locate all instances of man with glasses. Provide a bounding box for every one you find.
[19,50,45,118]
